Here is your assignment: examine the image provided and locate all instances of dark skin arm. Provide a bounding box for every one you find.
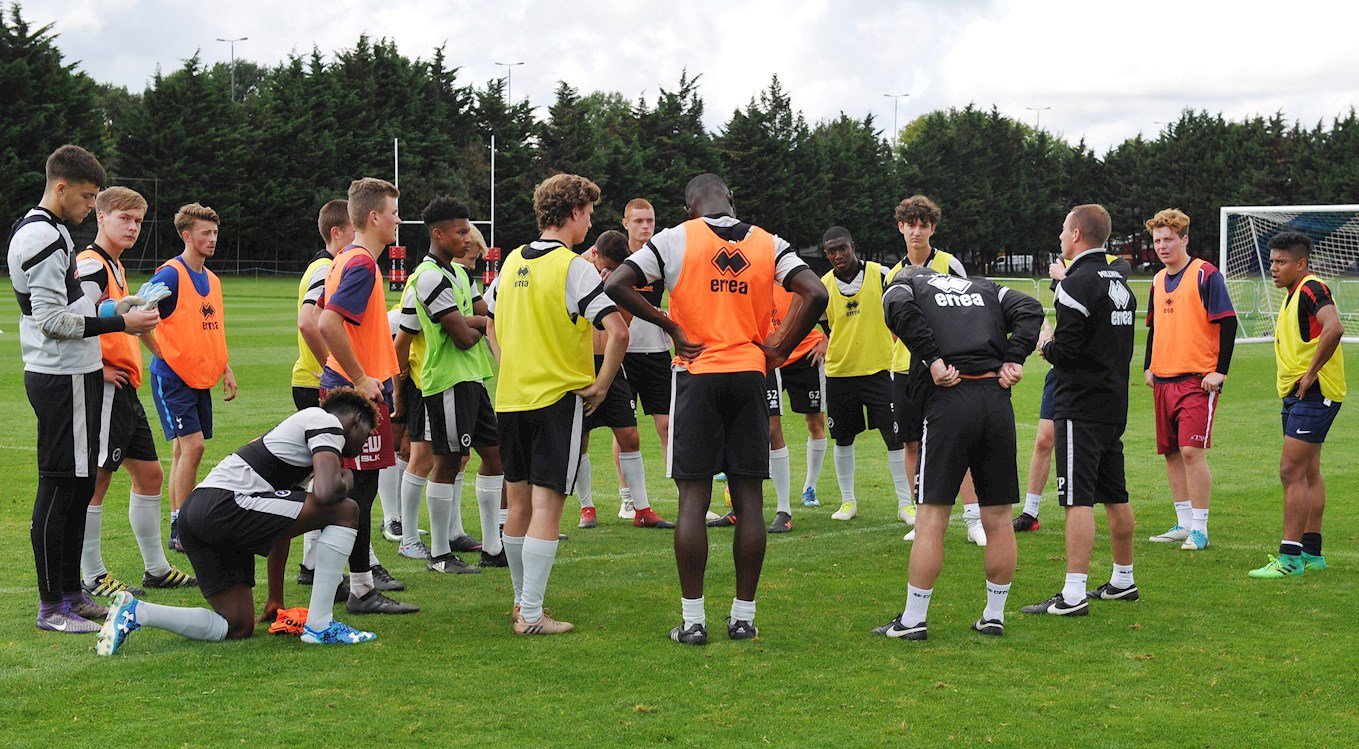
[605,265,706,361]
[763,268,829,370]
[437,307,487,350]
[260,452,352,621]
[260,537,290,623]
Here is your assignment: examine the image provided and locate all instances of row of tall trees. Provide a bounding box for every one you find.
[4,5,1359,274]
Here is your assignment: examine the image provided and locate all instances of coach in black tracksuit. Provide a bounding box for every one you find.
[870,266,1042,639]
[1023,204,1138,618]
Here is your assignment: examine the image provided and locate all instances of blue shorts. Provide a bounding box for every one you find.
[151,370,213,440]
[1038,368,1056,421]
[1281,389,1342,444]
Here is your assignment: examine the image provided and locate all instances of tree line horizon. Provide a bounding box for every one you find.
[4,5,1358,276]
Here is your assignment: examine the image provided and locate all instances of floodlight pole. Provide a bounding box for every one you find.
[883,93,910,147]
[495,61,524,106]
[490,135,496,247]
[1026,106,1052,130]
[216,36,248,100]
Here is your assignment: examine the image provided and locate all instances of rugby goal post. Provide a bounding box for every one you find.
[1219,204,1359,343]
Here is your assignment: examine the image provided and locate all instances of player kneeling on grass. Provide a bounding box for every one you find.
[872,267,1042,639]
[98,389,381,653]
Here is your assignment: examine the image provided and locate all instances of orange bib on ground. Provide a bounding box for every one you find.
[668,218,776,375]
[156,258,228,389]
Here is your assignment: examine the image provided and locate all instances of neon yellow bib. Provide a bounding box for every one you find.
[1275,274,1345,401]
[292,254,332,388]
[494,245,594,412]
[823,261,893,378]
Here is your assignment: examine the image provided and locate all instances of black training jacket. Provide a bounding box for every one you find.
[1041,248,1136,424]
[881,269,1044,379]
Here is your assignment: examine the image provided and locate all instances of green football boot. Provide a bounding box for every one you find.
[1248,554,1305,579]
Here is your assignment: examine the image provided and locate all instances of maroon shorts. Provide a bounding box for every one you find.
[320,389,396,470]
[1153,376,1218,454]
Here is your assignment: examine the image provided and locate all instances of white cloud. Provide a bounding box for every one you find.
[19,0,1359,152]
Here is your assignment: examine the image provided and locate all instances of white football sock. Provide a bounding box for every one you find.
[1022,492,1042,518]
[301,530,319,570]
[426,480,454,557]
[770,446,791,515]
[682,596,706,627]
[400,470,428,547]
[887,448,911,506]
[368,545,380,568]
[983,580,1011,622]
[619,486,633,504]
[620,452,650,510]
[134,600,229,641]
[377,463,400,523]
[1173,500,1192,528]
[1110,563,1135,589]
[1191,508,1209,534]
[833,444,856,503]
[576,455,594,508]
[503,535,525,605]
[476,474,504,555]
[963,503,981,528]
[519,537,559,623]
[902,584,932,626]
[1062,572,1088,606]
[350,570,374,597]
[730,597,756,624]
[306,525,357,631]
[80,505,106,585]
[447,472,467,540]
[129,491,171,575]
[498,507,509,528]
[803,438,827,492]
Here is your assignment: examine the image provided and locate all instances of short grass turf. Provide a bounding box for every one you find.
[1,274,1358,747]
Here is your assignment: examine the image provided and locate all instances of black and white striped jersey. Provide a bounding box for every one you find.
[199,407,346,495]
[7,207,104,374]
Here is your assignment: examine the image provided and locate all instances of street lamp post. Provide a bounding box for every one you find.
[1025,106,1052,130]
[216,36,248,100]
[883,92,910,147]
[495,61,525,106]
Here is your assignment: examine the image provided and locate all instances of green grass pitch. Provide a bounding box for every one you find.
[2,274,1358,747]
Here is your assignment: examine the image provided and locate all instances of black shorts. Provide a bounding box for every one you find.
[292,386,320,411]
[765,353,825,416]
[101,383,158,471]
[826,371,897,444]
[402,377,426,442]
[25,369,107,479]
[498,393,584,494]
[1054,419,1129,507]
[1038,368,1056,421]
[892,371,926,444]
[623,351,672,416]
[670,370,770,480]
[917,379,1018,506]
[587,355,638,431]
[178,486,304,597]
[425,381,499,456]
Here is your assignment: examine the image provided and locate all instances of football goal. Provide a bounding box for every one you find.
[1220,205,1359,343]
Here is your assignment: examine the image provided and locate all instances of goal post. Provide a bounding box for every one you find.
[1219,204,1359,343]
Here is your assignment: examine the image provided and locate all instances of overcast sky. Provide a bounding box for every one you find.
[24,0,1359,153]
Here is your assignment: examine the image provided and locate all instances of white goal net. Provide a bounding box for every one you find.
[1220,205,1359,343]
